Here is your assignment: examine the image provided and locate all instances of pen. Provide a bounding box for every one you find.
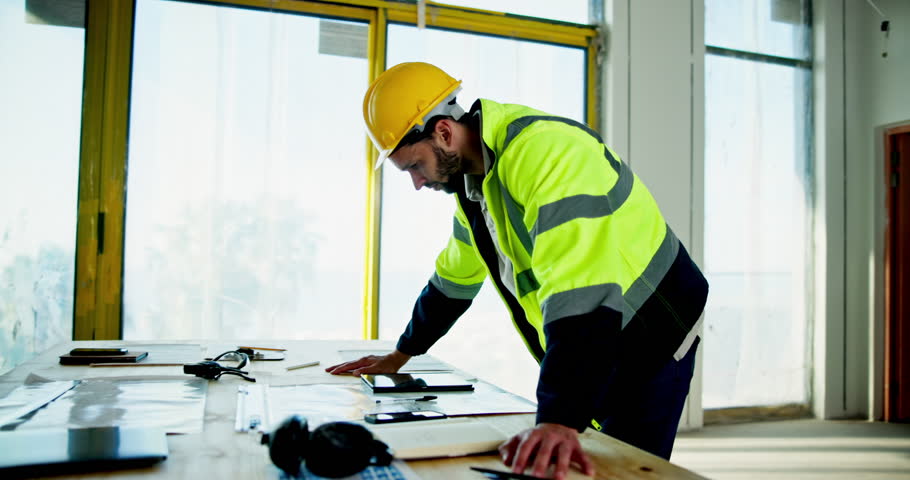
[470,467,549,480]
[375,395,437,403]
[286,361,320,371]
[238,345,287,352]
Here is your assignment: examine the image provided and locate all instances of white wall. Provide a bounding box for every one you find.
[811,0,908,420]
[813,0,848,421]
[843,0,910,420]
[602,0,909,422]
[601,0,705,429]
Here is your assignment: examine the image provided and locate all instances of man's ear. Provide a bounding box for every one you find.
[433,118,454,147]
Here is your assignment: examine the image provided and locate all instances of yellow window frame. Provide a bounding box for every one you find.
[74,0,600,341]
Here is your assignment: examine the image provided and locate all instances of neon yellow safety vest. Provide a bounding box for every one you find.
[428,99,691,361]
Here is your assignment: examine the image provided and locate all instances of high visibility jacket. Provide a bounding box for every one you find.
[397,99,709,431]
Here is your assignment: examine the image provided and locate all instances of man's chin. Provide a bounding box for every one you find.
[426,182,456,194]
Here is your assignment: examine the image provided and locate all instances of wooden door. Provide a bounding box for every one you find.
[885,127,910,422]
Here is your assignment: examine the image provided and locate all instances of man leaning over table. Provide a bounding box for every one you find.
[327,62,709,480]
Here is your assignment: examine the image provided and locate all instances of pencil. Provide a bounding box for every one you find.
[90,363,185,367]
[237,345,287,352]
[286,361,320,371]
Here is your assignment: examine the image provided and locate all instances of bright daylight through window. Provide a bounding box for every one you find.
[703,0,813,409]
[124,0,368,340]
[0,0,83,375]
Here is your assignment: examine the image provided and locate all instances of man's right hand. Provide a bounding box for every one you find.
[324,350,412,376]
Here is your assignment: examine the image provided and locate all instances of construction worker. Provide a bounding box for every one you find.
[327,62,709,479]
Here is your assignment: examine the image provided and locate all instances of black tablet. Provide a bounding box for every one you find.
[0,426,168,478]
[361,373,474,393]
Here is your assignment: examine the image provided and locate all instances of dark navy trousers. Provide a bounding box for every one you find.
[595,337,699,460]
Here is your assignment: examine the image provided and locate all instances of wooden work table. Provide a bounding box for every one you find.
[0,340,706,480]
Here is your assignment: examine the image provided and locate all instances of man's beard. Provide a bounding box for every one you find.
[428,144,464,194]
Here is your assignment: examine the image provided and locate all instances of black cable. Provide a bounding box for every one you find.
[211,350,250,370]
[184,351,256,382]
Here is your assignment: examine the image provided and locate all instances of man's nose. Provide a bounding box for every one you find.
[409,170,426,190]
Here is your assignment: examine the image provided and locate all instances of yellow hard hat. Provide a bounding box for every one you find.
[363,62,463,169]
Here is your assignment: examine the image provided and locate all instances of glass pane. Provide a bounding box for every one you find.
[705,0,811,59]
[703,54,812,408]
[0,0,83,375]
[124,0,368,340]
[436,0,589,24]
[379,25,585,400]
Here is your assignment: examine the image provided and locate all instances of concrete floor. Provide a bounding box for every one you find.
[671,419,910,480]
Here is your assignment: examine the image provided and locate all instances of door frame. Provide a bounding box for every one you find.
[884,123,910,422]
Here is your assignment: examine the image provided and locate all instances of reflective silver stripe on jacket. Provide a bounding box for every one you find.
[620,226,680,327]
[499,119,630,258]
[452,217,472,246]
[430,272,482,300]
[531,154,634,239]
[539,226,680,327]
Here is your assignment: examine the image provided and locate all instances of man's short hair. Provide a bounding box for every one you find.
[391,115,451,156]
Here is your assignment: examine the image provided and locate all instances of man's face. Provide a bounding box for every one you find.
[390,139,464,194]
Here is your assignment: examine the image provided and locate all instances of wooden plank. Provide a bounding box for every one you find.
[73,0,109,341]
[73,0,135,341]
[95,0,134,340]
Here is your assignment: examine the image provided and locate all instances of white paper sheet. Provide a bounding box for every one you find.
[367,417,508,460]
[265,383,373,430]
[250,379,535,433]
[0,377,77,426]
[125,343,204,364]
[0,376,207,434]
[366,381,536,417]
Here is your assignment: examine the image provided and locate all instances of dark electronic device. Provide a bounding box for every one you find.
[0,426,167,478]
[364,410,447,424]
[59,351,148,365]
[361,373,475,393]
[183,350,255,382]
[261,415,393,478]
[69,347,128,356]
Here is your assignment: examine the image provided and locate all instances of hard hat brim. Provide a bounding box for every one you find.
[373,147,392,170]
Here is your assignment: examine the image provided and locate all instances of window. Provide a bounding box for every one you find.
[0,0,84,374]
[124,0,369,340]
[434,0,589,24]
[29,0,597,372]
[703,0,813,409]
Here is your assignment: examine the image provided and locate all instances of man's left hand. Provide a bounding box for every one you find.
[498,423,595,480]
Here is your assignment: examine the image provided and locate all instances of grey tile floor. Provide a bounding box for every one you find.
[672,419,910,479]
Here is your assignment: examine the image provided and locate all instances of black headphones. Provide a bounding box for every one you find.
[261,415,394,478]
